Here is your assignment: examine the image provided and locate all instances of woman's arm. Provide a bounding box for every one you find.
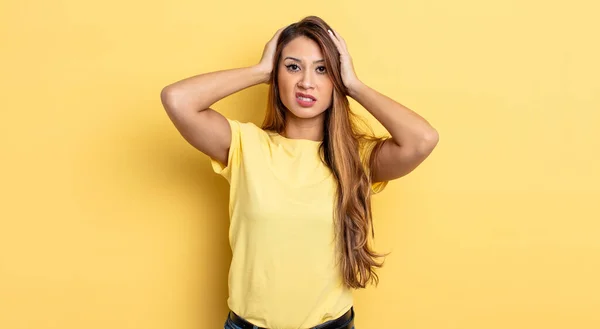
[160,66,267,165]
[327,29,439,182]
[160,28,283,165]
[349,82,439,182]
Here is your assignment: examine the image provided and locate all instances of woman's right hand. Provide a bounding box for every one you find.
[256,27,285,83]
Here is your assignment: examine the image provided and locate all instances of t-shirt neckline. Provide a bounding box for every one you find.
[272,133,323,146]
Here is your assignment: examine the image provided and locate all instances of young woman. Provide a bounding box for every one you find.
[161,16,438,329]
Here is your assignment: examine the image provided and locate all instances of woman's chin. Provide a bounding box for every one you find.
[287,106,328,120]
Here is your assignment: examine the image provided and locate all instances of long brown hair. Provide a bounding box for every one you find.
[261,16,387,289]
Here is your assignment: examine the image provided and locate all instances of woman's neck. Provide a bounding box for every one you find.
[283,114,325,141]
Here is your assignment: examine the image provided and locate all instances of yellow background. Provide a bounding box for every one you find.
[1,0,599,328]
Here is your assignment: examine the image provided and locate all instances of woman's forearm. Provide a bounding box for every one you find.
[161,65,269,112]
[349,81,438,152]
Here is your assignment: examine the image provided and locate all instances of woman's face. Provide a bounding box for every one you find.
[277,36,333,120]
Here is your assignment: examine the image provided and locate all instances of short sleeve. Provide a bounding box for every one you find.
[358,137,389,194]
[210,118,241,183]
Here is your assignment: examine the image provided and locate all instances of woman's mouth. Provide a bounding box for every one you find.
[296,92,317,108]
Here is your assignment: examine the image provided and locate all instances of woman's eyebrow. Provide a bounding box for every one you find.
[284,56,325,64]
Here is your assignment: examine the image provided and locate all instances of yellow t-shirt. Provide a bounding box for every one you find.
[210,119,387,329]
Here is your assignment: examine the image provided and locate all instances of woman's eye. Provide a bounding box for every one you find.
[316,66,327,74]
[286,64,300,71]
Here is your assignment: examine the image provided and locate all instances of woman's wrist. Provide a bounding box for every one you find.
[347,79,366,99]
[252,64,272,84]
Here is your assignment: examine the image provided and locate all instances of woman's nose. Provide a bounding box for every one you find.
[297,72,314,89]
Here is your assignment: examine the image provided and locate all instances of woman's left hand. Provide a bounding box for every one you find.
[327,29,362,95]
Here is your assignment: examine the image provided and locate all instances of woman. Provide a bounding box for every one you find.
[161,16,438,329]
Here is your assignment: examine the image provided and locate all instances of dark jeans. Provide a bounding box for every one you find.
[223,309,356,329]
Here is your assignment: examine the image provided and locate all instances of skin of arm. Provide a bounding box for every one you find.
[327,29,439,182]
[160,28,284,165]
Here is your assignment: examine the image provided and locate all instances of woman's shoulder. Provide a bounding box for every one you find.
[227,118,274,144]
[226,118,266,133]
